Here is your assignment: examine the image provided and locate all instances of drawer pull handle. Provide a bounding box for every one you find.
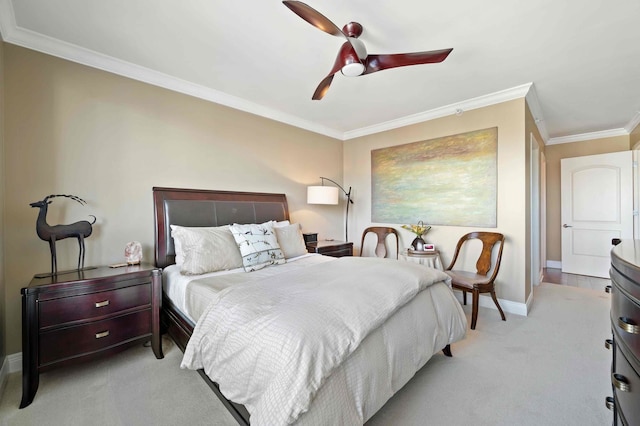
[95,331,110,339]
[612,373,631,392]
[605,339,613,350]
[605,285,611,293]
[618,317,640,334]
[95,300,110,308]
[605,396,614,411]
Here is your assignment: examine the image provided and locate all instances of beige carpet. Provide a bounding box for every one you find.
[0,283,612,425]
[367,283,612,426]
[0,336,237,426]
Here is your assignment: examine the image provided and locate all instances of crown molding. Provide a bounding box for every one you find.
[0,3,343,140]
[0,0,16,41]
[546,128,629,145]
[343,83,533,140]
[0,0,536,142]
[545,111,640,146]
[1,0,637,144]
[625,111,640,134]
[524,84,549,143]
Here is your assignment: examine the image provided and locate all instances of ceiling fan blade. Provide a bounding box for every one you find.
[282,1,344,37]
[363,48,453,75]
[311,44,357,100]
[312,74,336,100]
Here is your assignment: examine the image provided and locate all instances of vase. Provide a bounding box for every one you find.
[411,236,426,251]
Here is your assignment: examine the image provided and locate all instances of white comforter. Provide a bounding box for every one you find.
[181,256,465,425]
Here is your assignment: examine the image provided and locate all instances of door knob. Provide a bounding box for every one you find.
[562,224,572,228]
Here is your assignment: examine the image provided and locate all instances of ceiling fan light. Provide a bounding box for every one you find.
[341,62,365,77]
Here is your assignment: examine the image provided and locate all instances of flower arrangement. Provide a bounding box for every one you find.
[402,221,431,237]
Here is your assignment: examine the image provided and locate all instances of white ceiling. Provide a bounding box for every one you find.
[1,0,639,143]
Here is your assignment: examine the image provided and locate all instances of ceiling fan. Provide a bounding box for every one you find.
[282,1,453,100]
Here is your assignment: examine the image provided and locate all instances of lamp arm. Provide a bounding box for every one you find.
[320,177,354,241]
[345,189,351,242]
[320,177,351,200]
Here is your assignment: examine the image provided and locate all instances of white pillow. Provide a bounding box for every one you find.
[173,235,185,266]
[229,222,286,272]
[274,223,308,259]
[170,225,243,275]
[272,220,291,228]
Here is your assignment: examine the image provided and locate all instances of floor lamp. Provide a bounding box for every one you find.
[307,177,354,242]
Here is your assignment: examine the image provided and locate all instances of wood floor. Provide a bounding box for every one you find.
[542,268,611,292]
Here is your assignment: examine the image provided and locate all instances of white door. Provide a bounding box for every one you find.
[561,151,633,277]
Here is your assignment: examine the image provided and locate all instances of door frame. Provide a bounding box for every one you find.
[540,151,547,278]
[530,133,542,293]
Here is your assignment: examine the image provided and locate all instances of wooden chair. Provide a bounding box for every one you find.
[445,232,506,330]
[359,227,399,259]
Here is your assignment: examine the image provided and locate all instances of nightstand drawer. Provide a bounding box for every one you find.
[321,248,352,257]
[306,241,353,257]
[39,309,152,366]
[39,283,151,328]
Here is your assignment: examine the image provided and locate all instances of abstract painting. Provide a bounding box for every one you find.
[371,127,498,227]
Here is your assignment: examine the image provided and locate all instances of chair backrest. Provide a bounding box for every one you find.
[360,226,399,259]
[446,232,505,279]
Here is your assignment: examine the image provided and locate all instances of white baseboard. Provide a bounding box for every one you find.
[454,292,528,317]
[9,352,22,373]
[546,260,562,269]
[0,353,22,402]
[525,290,534,315]
[0,356,7,400]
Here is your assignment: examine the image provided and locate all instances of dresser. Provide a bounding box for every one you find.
[20,264,163,408]
[609,240,640,425]
[306,240,353,257]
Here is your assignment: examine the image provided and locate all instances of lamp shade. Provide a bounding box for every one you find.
[307,186,339,205]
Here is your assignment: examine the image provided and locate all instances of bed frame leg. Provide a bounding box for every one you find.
[442,344,452,357]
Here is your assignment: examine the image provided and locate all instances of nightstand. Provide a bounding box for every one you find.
[20,264,163,408]
[306,240,353,257]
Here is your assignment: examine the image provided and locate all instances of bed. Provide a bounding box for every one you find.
[153,187,467,425]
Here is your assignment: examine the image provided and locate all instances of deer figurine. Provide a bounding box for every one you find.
[30,194,96,275]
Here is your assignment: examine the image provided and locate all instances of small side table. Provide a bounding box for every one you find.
[400,249,444,270]
[306,240,353,257]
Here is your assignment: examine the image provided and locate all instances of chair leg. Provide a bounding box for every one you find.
[462,290,467,305]
[490,290,506,321]
[470,290,479,330]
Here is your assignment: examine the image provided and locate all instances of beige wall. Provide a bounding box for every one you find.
[0,39,6,361]
[4,40,631,355]
[3,44,344,354]
[544,136,630,262]
[344,99,529,306]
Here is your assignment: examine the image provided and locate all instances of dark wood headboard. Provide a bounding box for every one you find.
[153,187,289,268]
